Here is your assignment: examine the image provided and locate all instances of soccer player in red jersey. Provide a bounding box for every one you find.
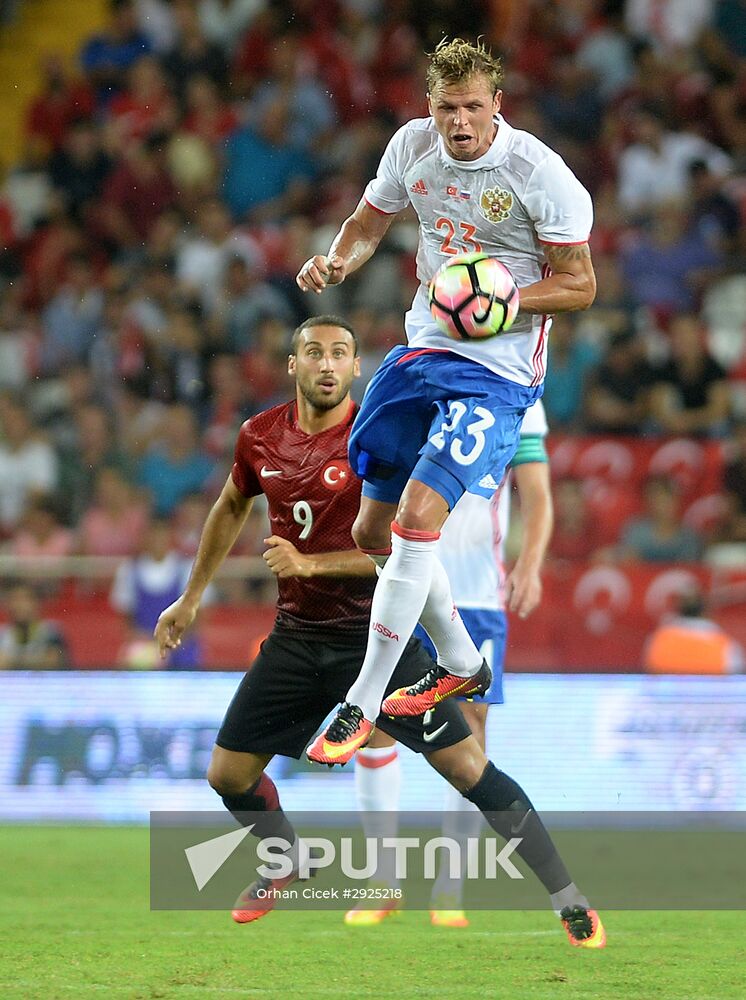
[154,316,604,947]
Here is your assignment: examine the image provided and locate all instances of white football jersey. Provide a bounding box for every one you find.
[436,399,549,611]
[363,114,593,387]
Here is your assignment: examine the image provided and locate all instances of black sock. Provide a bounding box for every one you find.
[220,773,296,844]
[464,761,572,894]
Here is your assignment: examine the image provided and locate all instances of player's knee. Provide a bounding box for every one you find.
[207,758,263,797]
[427,738,488,793]
[395,482,449,534]
[351,511,389,553]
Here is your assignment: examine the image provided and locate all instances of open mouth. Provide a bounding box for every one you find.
[450,133,473,147]
[317,379,338,392]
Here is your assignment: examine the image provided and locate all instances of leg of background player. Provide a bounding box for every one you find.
[430,702,487,927]
[207,745,308,923]
[345,730,403,926]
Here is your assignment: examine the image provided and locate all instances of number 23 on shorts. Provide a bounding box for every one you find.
[428,400,496,466]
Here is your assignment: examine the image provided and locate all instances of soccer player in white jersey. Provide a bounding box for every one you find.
[297,39,602,947]
[347,400,552,928]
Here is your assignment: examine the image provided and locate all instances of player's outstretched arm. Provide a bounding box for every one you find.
[505,462,553,619]
[295,199,395,294]
[154,476,253,657]
[518,242,596,315]
[263,535,377,579]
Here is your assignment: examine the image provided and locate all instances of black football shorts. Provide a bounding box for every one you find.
[216,626,471,758]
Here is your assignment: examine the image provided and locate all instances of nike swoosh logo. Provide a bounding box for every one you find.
[260,467,283,478]
[321,737,367,759]
[423,722,448,743]
[510,808,533,836]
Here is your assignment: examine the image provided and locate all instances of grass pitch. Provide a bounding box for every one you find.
[1,826,744,1000]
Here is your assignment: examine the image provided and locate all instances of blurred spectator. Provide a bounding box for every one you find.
[160,0,228,100]
[108,55,179,144]
[80,0,151,102]
[138,403,214,515]
[222,98,315,222]
[0,290,35,391]
[173,491,211,557]
[209,255,294,352]
[0,393,57,534]
[25,53,95,159]
[575,4,635,103]
[49,119,112,224]
[542,315,600,431]
[538,57,603,143]
[176,198,261,311]
[549,478,606,563]
[135,0,177,53]
[202,353,254,458]
[110,517,204,668]
[643,588,745,674]
[10,498,74,558]
[58,403,132,524]
[198,0,265,55]
[700,0,746,75]
[617,476,703,563]
[98,134,176,250]
[114,377,168,458]
[648,312,731,436]
[0,582,69,669]
[79,467,150,556]
[183,74,238,146]
[688,158,741,256]
[584,329,654,434]
[41,254,104,373]
[624,0,714,53]
[719,420,746,544]
[250,33,337,154]
[617,108,731,215]
[620,201,722,316]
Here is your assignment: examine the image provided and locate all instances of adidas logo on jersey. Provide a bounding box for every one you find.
[410,178,428,195]
[478,473,501,490]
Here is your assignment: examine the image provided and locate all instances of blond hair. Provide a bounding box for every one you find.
[426,37,503,96]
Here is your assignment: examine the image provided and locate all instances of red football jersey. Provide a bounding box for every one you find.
[232,399,375,633]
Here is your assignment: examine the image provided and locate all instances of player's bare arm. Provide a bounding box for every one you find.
[263,534,377,579]
[154,476,253,656]
[296,200,396,294]
[505,462,553,619]
[517,242,596,315]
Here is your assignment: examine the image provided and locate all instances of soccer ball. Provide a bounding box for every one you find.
[428,253,519,340]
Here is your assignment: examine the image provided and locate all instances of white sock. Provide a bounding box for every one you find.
[365,547,482,678]
[432,781,483,906]
[419,557,483,676]
[347,526,439,720]
[354,745,401,887]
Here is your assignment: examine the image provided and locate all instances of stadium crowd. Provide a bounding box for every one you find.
[0,0,745,665]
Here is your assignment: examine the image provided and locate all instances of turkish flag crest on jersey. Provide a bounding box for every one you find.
[320,461,351,491]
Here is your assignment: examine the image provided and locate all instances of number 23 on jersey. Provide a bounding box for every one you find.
[436,217,482,256]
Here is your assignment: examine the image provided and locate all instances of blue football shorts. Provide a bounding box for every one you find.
[414,607,507,704]
[349,346,542,508]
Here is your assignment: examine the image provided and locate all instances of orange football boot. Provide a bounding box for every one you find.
[231,871,298,924]
[382,660,492,717]
[344,896,401,926]
[306,702,374,766]
[560,905,607,949]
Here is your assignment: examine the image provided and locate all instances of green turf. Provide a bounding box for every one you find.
[1,826,744,1000]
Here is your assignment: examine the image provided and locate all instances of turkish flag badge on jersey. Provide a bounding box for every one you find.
[320,461,351,491]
